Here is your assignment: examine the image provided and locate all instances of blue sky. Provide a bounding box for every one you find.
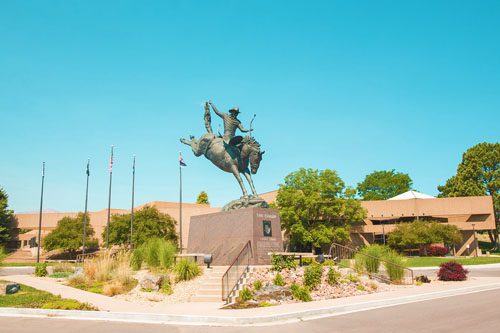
[1,0,499,212]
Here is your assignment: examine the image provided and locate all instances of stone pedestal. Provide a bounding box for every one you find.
[187,207,283,265]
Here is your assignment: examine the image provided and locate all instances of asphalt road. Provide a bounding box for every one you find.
[1,288,500,333]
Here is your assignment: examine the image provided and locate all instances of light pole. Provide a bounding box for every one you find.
[472,223,477,257]
[130,156,135,249]
[382,222,386,245]
[83,159,90,262]
[106,145,114,248]
[36,162,45,263]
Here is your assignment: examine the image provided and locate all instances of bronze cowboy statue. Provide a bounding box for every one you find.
[181,101,268,211]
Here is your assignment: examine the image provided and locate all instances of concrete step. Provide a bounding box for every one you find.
[197,288,221,296]
[190,295,222,302]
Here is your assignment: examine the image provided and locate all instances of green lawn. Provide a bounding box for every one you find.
[0,262,56,267]
[0,280,97,310]
[405,256,500,267]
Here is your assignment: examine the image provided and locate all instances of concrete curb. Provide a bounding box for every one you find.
[1,282,500,326]
[412,263,500,271]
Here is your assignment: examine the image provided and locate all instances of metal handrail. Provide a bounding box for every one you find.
[329,242,414,285]
[221,241,252,303]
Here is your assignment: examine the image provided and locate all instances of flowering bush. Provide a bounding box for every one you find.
[437,261,468,281]
[427,245,448,256]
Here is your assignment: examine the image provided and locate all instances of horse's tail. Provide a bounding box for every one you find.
[204,103,213,133]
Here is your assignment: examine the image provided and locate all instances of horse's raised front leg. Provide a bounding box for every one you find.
[180,137,203,157]
[231,166,248,197]
[243,168,258,196]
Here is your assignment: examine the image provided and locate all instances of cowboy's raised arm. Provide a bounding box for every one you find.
[238,122,252,133]
[209,101,225,119]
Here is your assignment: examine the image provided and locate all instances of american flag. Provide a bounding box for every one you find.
[109,147,114,172]
[179,152,187,167]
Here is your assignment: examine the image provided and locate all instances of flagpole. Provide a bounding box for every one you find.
[179,155,183,253]
[130,156,135,249]
[36,162,45,263]
[83,159,90,262]
[106,145,114,248]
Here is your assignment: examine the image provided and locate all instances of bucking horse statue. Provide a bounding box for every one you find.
[180,101,269,211]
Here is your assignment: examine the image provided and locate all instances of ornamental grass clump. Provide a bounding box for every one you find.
[356,244,389,274]
[304,263,323,289]
[52,262,75,274]
[383,250,407,283]
[76,250,136,296]
[174,259,201,281]
[437,261,468,281]
[133,238,177,271]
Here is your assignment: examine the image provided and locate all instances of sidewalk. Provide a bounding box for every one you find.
[2,274,500,325]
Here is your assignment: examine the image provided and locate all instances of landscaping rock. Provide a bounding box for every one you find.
[139,273,163,291]
[69,267,85,279]
[253,284,293,303]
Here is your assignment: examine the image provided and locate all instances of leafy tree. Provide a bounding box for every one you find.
[357,170,413,200]
[196,191,210,205]
[387,221,462,254]
[275,168,366,251]
[104,206,178,247]
[437,143,499,248]
[0,187,15,245]
[43,213,96,252]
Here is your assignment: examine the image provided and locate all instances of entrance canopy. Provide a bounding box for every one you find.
[387,190,435,200]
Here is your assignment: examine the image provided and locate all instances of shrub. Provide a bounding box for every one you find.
[437,261,468,281]
[384,250,407,283]
[174,259,201,281]
[357,284,365,291]
[35,263,48,277]
[253,280,263,291]
[271,254,297,271]
[346,273,359,283]
[301,258,313,266]
[238,287,253,302]
[160,279,173,295]
[304,263,323,289]
[273,272,285,286]
[356,244,389,274]
[426,245,448,257]
[327,267,341,286]
[290,283,312,302]
[102,281,124,296]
